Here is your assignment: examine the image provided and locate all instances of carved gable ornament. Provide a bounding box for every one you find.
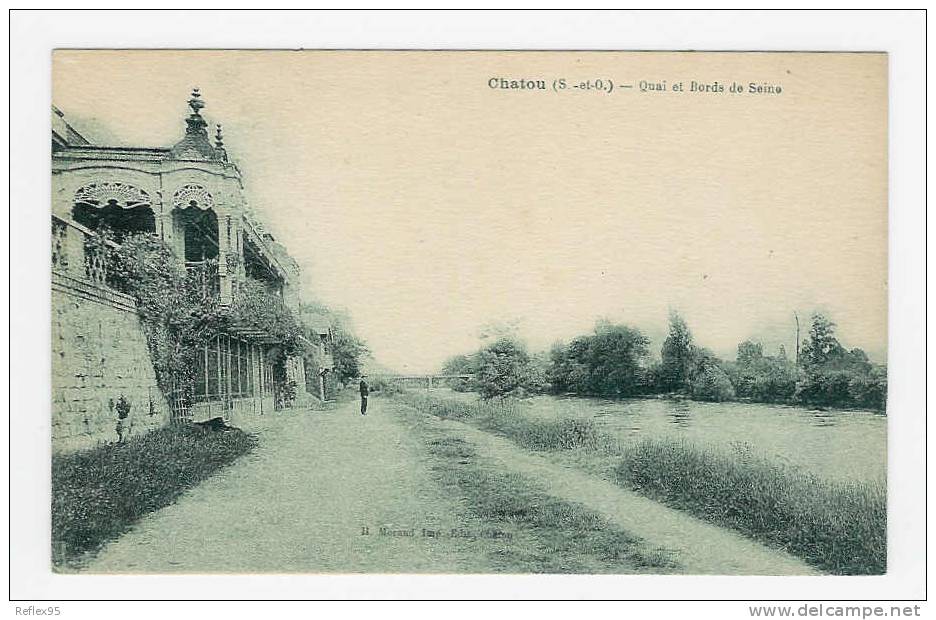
[74,182,151,209]
[172,184,215,210]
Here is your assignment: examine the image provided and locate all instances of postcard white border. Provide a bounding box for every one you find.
[7,8,927,608]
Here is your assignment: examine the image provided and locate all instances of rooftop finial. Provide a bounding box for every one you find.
[215,124,224,148]
[182,87,208,140]
[172,87,224,161]
[188,87,205,115]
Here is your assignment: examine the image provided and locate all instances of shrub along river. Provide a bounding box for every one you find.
[434,390,886,484]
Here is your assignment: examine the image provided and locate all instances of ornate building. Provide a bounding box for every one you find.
[52,91,311,449]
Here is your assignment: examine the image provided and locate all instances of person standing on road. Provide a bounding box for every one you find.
[359,375,369,416]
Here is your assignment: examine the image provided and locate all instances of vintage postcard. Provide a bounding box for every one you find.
[50,50,887,577]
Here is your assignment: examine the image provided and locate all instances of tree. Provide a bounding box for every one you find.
[795,313,885,411]
[848,366,888,411]
[580,321,650,396]
[546,338,592,395]
[546,341,577,394]
[441,353,477,376]
[660,311,693,391]
[800,313,845,369]
[841,348,873,374]
[440,352,478,392]
[545,322,650,396]
[330,324,368,383]
[736,340,764,366]
[476,336,538,399]
[299,301,369,384]
[727,339,800,403]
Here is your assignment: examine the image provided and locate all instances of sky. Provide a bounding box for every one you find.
[53,51,888,373]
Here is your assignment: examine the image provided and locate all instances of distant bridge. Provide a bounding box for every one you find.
[372,374,474,390]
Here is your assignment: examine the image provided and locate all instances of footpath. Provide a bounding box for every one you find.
[86,395,816,576]
[87,398,495,573]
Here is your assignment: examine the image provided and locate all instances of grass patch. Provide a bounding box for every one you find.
[423,432,677,573]
[52,424,258,568]
[478,413,605,453]
[398,391,486,420]
[399,391,611,453]
[615,438,886,575]
[396,391,887,575]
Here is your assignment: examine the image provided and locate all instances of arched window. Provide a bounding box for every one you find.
[176,207,219,263]
[72,182,155,241]
[171,184,215,211]
[170,185,219,265]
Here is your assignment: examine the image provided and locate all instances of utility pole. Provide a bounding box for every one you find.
[794,312,801,365]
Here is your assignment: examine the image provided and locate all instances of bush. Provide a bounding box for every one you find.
[615,438,886,574]
[848,367,887,411]
[751,370,798,403]
[547,322,651,397]
[368,376,406,395]
[51,424,257,566]
[796,369,855,408]
[498,416,603,452]
[727,344,800,404]
[793,367,887,412]
[447,376,476,392]
[476,336,544,399]
[440,353,478,390]
[688,362,736,402]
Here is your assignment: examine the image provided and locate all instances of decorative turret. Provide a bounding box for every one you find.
[170,88,227,161]
[214,124,228,162]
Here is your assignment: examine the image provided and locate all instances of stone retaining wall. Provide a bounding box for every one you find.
[51,271,171,453]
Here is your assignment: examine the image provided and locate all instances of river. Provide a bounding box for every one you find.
[431,389,886,484]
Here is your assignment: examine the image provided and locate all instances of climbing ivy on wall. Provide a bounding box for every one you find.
[232,278,303,356]
[106,233,303,403]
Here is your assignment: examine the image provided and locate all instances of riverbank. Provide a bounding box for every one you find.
[643,391,886,414]
[427,389,886,484]
[404,405,679,573]
[395,390,885,574]
[453,386,886,415]
[395,395,815,575]
[616,438,885,574]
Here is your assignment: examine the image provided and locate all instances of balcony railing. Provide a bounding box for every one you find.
[51,213,120,286]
